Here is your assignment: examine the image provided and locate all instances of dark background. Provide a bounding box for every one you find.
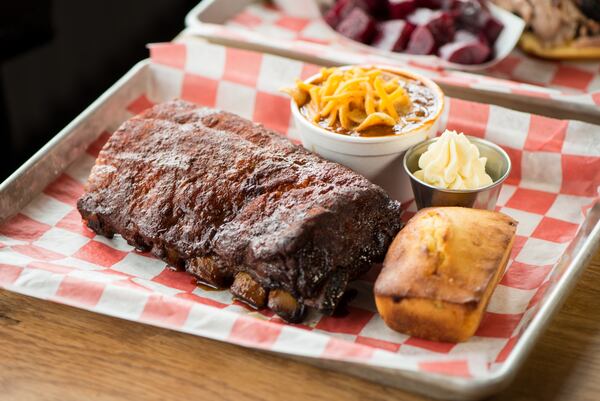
[0,0,199,181]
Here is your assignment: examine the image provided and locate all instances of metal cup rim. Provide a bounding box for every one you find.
[403,135,512,194]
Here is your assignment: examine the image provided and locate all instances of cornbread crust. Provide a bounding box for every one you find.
[374,207,517,342]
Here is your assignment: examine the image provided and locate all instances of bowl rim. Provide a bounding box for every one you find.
[403,134,512,194]
[290,65,445,144]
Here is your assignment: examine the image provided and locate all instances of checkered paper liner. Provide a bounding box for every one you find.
[186,1,600,106]
[1,40,599,381]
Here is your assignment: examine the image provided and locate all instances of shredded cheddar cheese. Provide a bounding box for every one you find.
[282,66,411,132]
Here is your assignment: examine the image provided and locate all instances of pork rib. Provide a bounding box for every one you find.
[77,100,402,321]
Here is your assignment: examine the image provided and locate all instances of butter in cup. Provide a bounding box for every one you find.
[403,134,511,210]
[414,130,493,190]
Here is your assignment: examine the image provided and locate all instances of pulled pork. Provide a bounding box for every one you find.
[493,0,600,47]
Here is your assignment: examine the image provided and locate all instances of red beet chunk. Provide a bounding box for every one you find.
[324,0,355,28]
[415,0,443,8]
[407,9,455,45]
[427,11,455,45]
[373,20,416,51]
[406,25,436,54]
[388,0,416,19]
[452,0,503,44]
[336,8,379,43]
[325,0,376,28]
[324,0,388,27]
[481,15,503,44]
[453,0,486,30]
[439,33,490,64]
[363,0,389,17]
[414,0,457,8]
[439,0,458,9]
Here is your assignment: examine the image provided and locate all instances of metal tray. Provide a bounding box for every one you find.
[183,0,600,125]
[1,58,599,401]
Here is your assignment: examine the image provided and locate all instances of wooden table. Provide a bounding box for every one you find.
[1,251,599,401]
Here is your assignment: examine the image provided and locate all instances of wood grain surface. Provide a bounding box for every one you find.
[1,250,599,401]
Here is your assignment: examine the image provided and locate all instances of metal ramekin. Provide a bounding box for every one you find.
[403,135,512,210]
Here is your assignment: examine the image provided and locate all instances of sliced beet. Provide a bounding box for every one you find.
[324,0,375,28]
[406,25,436,54]
[373,20,416,51]
[336,7,379,44]
[416,0,458,9]
[407,9,455,46]
[453,0,486,31]
[453,0,481,27]
[415,0,443,8]
[481,15,503,44]
[388,0,416,19]
[452,0,503,44]
[439,0,458,9]
[363,0,389,17]
[427,11,455,45]
[439,37,490,64]
[324,0,354,28]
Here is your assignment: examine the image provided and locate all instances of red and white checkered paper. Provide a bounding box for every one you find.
[1,40,599,380]
[186,1,600,106]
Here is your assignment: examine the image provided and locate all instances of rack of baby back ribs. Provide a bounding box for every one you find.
[78,99,403,323]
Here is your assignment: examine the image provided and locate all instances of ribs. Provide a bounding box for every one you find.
[77,99,402,322]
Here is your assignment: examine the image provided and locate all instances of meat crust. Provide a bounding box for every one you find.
[77,100,402,320]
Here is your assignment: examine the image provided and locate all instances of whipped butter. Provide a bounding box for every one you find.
[414,130,493,190]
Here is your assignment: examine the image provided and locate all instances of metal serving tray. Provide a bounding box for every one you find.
[183,0,600,125]
[1,58,599,401]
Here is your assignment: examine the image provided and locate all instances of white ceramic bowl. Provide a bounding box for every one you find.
[319,3,526,72]
[291,65,445,201]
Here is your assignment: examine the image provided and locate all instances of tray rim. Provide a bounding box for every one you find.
[182,0,600,125]
[1,55,599,400]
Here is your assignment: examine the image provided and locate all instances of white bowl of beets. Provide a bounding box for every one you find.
[322,0,525,70]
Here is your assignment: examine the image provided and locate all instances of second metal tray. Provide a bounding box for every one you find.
[183,0,600,124]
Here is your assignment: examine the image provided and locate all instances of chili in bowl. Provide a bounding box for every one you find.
[283,65,444,200]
